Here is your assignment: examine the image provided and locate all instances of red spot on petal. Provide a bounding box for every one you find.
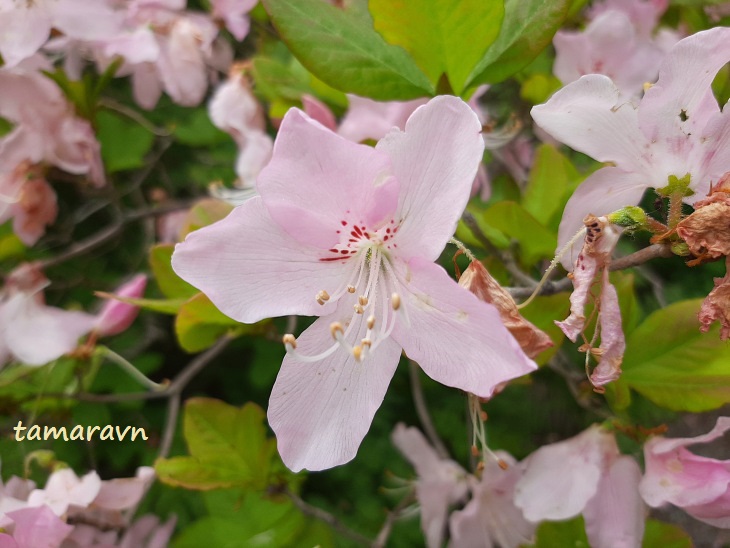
[341,220,347,226]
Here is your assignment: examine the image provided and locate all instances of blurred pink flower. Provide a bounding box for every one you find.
[515,425,645,547]
[392,424,469,547]
[211,0,257,41]
[0,265,95,367]
[1,506,73,548]
[93,274,147,338]
[534,28,730,267]
[173,96,536,471]
[640,417,730,528]
[0,163,58,246]
[27,469,101,517]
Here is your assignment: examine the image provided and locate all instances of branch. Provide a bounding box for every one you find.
[285,489,371,546]
[408,361,449,460]
[609,243,673,271]
[372,490,417,548]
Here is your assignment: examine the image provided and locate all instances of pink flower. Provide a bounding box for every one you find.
[172,96,537,471]
[1,506,73,548]
[533,27,730,267]
[27,469,101,517]
[208,67,273,200]
[556,215,625,388]
[0,163,58,246]
[210,0,257,41]
[93,274,148,338]
[392,424,469,547]
[515,425,646,547]
[640,417,730,528]
[0,264,95,367]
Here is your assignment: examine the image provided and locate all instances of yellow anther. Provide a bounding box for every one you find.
[352,345,363,362]
[330,322,344,339]
[282,334,297,350]
[316,290,330,305]
[361,338,372,348]
[358,295,368,306]
[347,285,356,293]
[391,293,401,311]
[367,315,375,330]
[354,303,364,314]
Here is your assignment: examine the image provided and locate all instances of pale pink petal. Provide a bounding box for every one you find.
[639,27,730,144]
[338,95,427,143]
[119,515,177,548]
[391,423,448,478]
[100,27,160,65]
[209,74,266,142]
[268,301,402,471]
[157,20,208,107]
[698,107,730,200]
[376,96,485,262]
[556,249,600,342]
[4,294,95,366]
[172,197,351,323]
[515,425,616,521]
[257,108,397,249]
[94,274,147,337]
[640,417,730,509]
[0,7,51,67]
[93,466,154,511]
[132,62,163,110]
[301,95,337,132]
[589,274,626,387]
[557,168,649,269]
[392,258,536,399]
[0,533,17,548]
[583,456,646,548]
[234,131,273,186]
[450,454,536,548]
[683,485,730,528]
[212,0,253,41]
[5,506,72,548]
[531,75,646,170]
[49,0,123,41]
[27,469,101,516]
[588,0,667,38]
[12,174,58,246]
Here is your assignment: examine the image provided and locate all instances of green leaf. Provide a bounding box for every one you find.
[180,199,234,239]
[175,293,250,353]
[149,244,198,300]
[522,144,582,229]
[172,107,229,147]
[368,0,504,94]
[96,110,154,173]
[155,399,277,491]
[466,0,572,87]
[95,293,184,315]
[520,72,562,105]
[621,299,730,412]
[262,0,434,100]
[642,519,692,548]
[519,292,571,365]
[528,515,589,547]
[483,201,557,264]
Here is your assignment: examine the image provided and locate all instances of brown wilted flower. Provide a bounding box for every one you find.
[458,260,553,359]
[676,172,730,265]
[699,256,730,340]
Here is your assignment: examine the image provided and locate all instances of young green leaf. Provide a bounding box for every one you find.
[149,244,198,300]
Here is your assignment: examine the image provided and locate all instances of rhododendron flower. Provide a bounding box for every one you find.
[0,163,57,246]
[208,67,273,203]
[93,274,148,338]
[210,0,257,41]
[515,425,645,547]
[553,0,679,98]
[173,96,537,471]
[1,506,73,548]
[449,453,536,548]
[392,424,469,547]
[640,416,730,528]
[27,469,101,517]
[0,265,95,367]
[533,27,730,267]
[557,215,625,388]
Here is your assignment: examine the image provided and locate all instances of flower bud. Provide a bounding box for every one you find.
[94,275,147,337]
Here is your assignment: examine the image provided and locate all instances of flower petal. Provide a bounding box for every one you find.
[557,167,649,269]
[392,258,536,399]
[589,273,626,388]
[531,74,647,170]
[268,305,402,471]
[5,506,73,548]
[583,456,646,548]
[376,96,484,262]
[639,27,730,144]
[172,197,351,323]
[258,108,396,249]
[338,95,426,143]
[515,425,615,521]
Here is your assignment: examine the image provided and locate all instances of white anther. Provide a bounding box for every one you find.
[352,345,363,362]
[391,293,401,311]
[330,322,344,340]
[367,315,375,330]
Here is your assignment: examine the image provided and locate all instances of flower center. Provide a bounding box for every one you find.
[319,214,401,262]
[284,240,409,364]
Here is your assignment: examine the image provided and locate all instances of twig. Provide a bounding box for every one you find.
[286,489,371,546]
[461,211,537,287]
[608,243,673,271]
[408,361,449,460]
[372,490,417,548]
[507,277,573,299]
[158,393,181,459]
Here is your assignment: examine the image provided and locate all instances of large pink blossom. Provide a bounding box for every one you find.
[533,27,730,268]
[515,425,646,547]
[554,0,680,98]
[172,96,537,471]
[640,417,730,528]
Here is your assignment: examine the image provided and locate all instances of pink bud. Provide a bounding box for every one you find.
[94,275,147,337]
